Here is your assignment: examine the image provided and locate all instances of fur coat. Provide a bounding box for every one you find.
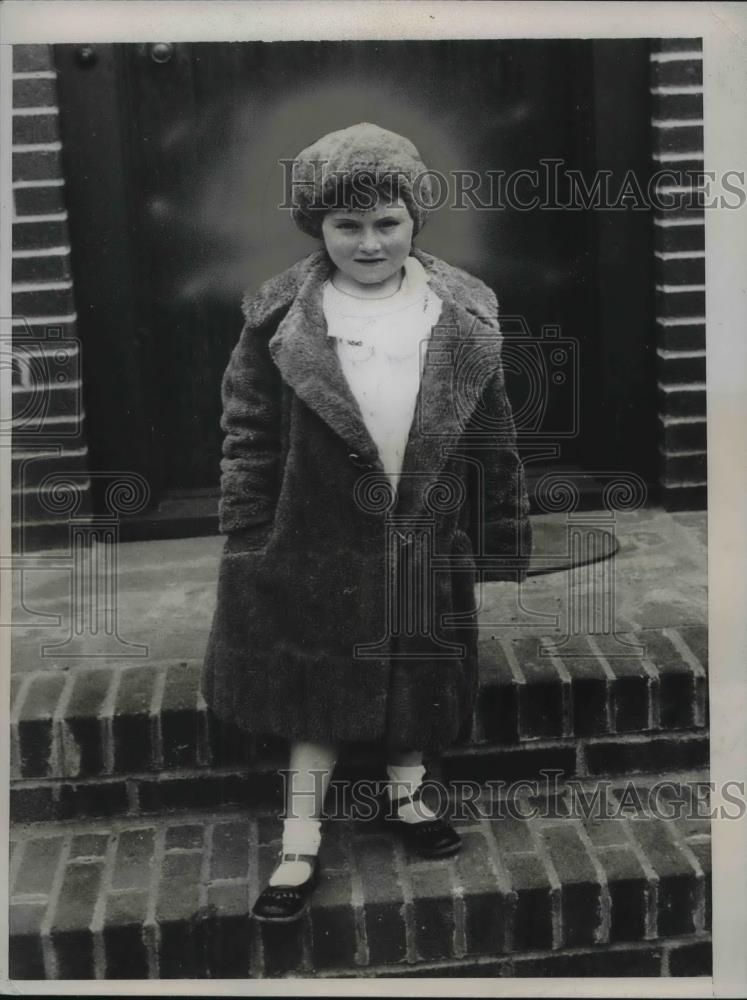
[201,247,532,753]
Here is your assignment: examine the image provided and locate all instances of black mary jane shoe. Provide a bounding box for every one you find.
[251,853,320,924]
[379,787,462,859]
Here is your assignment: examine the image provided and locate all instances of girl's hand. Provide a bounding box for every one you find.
[224,522,273,553]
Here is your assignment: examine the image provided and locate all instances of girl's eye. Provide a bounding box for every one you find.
[335,221,359,231]
[377,219,400,229]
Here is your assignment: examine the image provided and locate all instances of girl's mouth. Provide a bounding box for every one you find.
[354,258,386,264]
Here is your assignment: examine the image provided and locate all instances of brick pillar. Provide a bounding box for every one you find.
[650,39,706,511]
[11,43,91,551]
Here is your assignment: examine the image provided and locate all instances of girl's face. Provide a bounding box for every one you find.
[321,194,414,291]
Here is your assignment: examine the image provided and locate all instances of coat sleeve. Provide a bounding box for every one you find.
[217,316,283,536]
[464,324,532,584]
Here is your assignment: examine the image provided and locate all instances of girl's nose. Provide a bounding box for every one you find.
[359,230,382,253]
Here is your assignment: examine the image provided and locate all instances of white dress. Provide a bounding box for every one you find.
[322,255,443,492]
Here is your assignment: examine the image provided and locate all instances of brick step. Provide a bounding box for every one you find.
[9,771,712,979]
[11,626,708,786]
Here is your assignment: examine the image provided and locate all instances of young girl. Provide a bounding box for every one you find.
[202,122,531,923]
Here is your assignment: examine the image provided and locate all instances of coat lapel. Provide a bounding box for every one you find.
[267,250,382,465]
[264,247,504,515]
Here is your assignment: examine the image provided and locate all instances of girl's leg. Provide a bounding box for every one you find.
[386,748,438,823]
[269,739,338,886]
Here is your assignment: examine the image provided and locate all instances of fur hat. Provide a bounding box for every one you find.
[289,122,433,239]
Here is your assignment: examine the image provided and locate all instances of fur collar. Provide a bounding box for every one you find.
[240,247,505,516]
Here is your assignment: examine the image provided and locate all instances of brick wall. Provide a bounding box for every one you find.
[11,44,91,550]
[650,40,707,511]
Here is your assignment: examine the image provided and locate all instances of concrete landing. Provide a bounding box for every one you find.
[9,508,707,674]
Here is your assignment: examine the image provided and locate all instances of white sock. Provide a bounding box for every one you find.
[268,818,322,887]
[386,763,437,824]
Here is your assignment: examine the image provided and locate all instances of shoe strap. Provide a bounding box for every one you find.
[281,852,318,864]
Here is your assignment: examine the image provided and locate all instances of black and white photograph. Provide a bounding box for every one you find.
[2,1,745,992]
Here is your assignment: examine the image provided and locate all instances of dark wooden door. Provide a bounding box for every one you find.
[54,40,656,534]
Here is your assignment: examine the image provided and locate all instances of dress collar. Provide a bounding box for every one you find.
[322,255,433,321]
